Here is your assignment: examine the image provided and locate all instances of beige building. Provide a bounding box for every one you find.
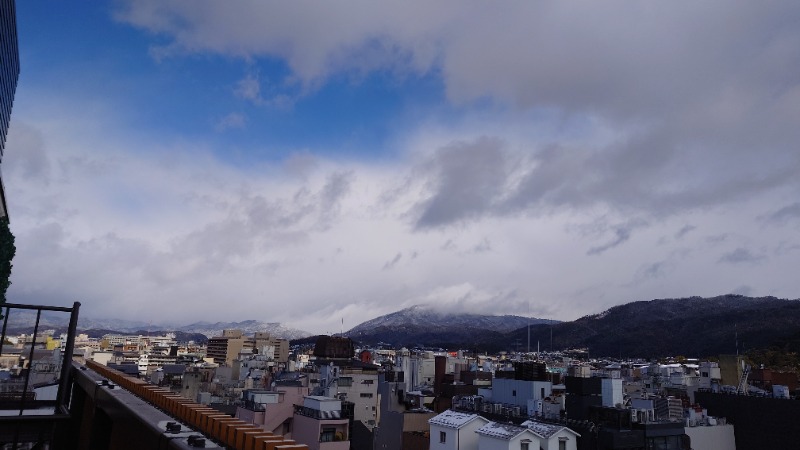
[206,329,245,366]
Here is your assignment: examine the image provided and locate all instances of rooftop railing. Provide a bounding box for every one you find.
[0,301,80,447]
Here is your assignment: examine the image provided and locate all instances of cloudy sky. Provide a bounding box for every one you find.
[5,1,800,334]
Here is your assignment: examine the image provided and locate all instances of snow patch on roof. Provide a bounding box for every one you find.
[429,410,482,429]
[476,422,528,440]
[521,420,576,439]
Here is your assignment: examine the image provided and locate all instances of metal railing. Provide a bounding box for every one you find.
[0,301,80,447]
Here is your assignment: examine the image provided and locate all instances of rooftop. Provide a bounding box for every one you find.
[476,422,528,440]
[521,420,578,439]
[429,410,483,429]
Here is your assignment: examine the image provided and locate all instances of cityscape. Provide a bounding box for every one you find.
[3,1,800,450]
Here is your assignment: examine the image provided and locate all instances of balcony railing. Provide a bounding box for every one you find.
[0,301,80,447]
[293,404,344,420]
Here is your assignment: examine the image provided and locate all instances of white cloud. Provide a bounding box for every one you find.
[4,106,799,334]
[234,73,262,104]
[214,112,247,132]
[4,2,799,334]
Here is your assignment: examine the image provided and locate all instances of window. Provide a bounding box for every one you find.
[321,427,336,442]
[339,377,353,387]
[440,431,446,443]
[360,393,373,398]
[521,440,531,450]
[361,379,374,384]
[559,441,566,450]
[512,390,517,397]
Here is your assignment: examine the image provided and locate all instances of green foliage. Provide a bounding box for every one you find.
[745,348,800,371]
[0,217,15,303]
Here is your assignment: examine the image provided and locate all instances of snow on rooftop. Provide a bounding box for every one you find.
[429,410,482,429]
[521,420,574,439]
[476,422,527,440]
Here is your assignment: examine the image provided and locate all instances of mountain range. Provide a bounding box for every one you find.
[343,304,558,349]
[9,295,800,358]
[511,295,800,358]
[3,312,312,341]
[338,295,800,358]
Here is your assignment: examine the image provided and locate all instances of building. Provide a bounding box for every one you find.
[236,385,309,436]
[206,329,246,366]
[476,422,543,450]
[563,374,624,421]
[695,390,800,450]
[252,331,290,363]
[429,410,489,450]
[0,0,19,217]
[293,396,350,450]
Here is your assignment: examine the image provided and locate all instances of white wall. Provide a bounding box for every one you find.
[478,434,541,450]
[684,425,736,450]
[430,418,488,450]
[541,429,579,450]
[601,378,623,407]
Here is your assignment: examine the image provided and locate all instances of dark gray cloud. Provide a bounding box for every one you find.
[471,238,492,253]
[414,137,510,228]
[636,261,668,281]
[675,225,696,239]
[382,253,402,270]
[764,202,800,225]
[718,248,765,265]
[586,219,648,255]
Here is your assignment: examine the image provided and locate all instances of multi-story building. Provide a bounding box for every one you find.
[251,331,290,363]
[206,329,245,366]
[236,385,310,436]
[293,396,350,450]
[0,0,19,218]
[312,361,380,429]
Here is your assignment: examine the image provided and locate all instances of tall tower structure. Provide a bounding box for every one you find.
[0,0,20,218]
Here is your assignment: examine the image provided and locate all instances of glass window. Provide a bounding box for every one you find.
[339,377,353,387]
[321,427,336,442]
[440,431,446,443]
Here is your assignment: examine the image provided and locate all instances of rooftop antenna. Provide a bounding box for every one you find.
[527,301,531,354]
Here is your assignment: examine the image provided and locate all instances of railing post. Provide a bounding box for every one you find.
[56,301,81,408]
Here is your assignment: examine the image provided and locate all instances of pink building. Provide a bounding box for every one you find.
[292,396,350,450]
[235,385,309,437]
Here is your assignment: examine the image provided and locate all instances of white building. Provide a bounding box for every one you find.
[429,410,489,450]
[476,422,542,450]
[601,378,623,407]
[521,420,580,450]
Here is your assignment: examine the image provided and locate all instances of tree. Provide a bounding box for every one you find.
[0,217,15,304]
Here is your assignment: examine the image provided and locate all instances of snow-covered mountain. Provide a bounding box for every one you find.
[174,320,311,340]
[344,305,558,347]
[348,304,556,334]
[4,313,313,340]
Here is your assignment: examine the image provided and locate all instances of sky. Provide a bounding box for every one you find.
[4,1,800,334]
